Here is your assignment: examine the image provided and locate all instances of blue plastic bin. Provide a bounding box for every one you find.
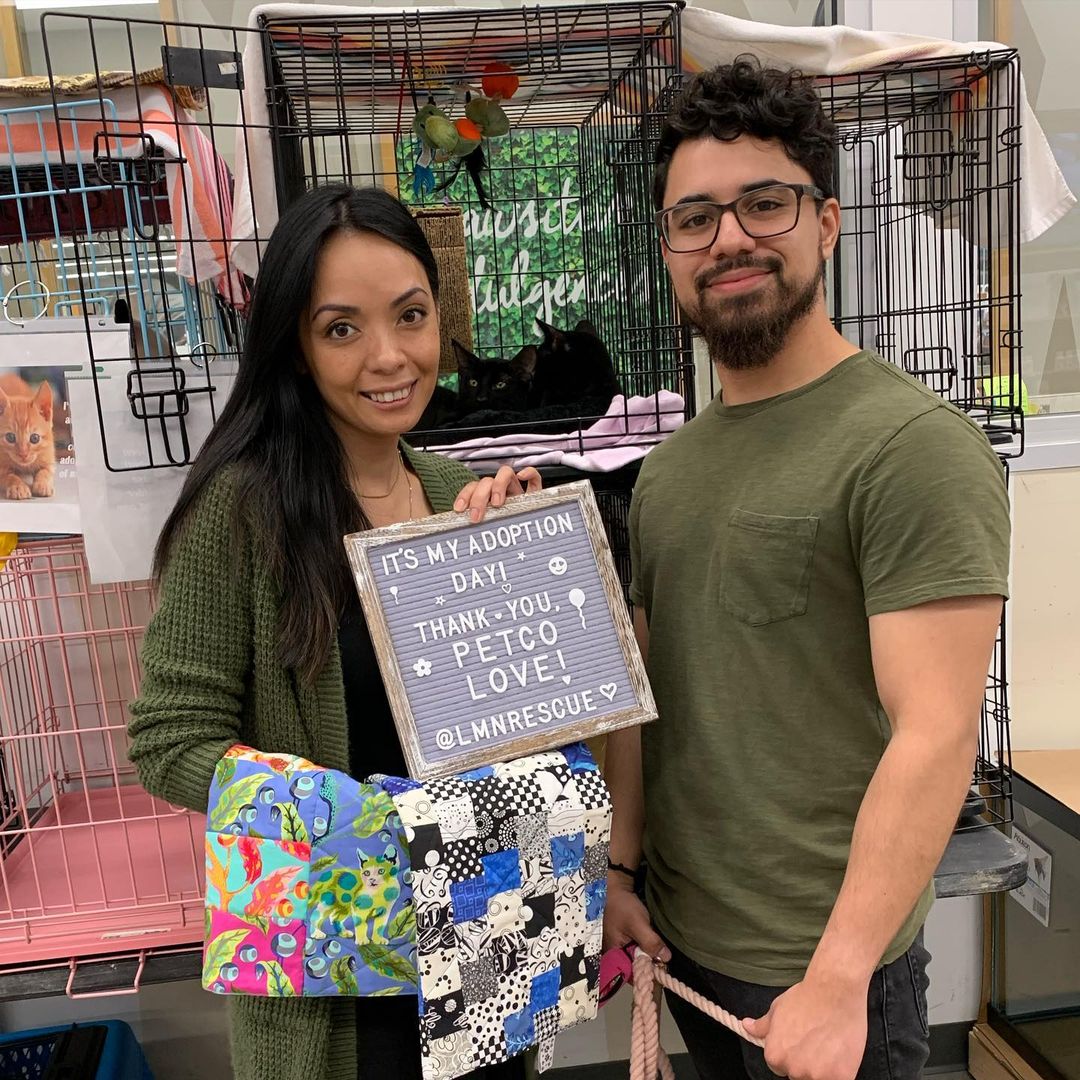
[0,1021,152,1080]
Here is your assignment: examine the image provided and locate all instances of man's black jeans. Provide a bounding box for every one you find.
[663,934,931,1079]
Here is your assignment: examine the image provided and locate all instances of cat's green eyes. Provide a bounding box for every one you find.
[4,433,14,444]
[29,434,40,445]
[495,380,507,390]
[468,379,478,388]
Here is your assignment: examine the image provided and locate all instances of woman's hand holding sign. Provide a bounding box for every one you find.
[455,465,543,522]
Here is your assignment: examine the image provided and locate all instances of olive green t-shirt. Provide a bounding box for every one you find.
[629,351,1010,986]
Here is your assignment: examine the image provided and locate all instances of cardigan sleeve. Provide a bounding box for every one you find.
[128,471,252,813]
[404,441,478,513]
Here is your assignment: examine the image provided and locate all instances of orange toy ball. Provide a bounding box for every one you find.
[482,62,519,100]
[455,117,483,141]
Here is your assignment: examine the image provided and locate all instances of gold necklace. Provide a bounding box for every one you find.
[354,452,403,500]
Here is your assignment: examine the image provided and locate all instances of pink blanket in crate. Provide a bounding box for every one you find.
[429,391,685,473]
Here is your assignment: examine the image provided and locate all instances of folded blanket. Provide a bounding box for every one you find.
[202,742,614,1080]
[428,391,685,473]
[378,743,612,1080]
[203,746,417,998]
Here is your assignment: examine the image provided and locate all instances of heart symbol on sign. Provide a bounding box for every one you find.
[562,675,572,685]
[501,583,512,594]
[600,683,617,701]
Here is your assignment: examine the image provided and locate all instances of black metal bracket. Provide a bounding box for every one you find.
[162,44,244,90]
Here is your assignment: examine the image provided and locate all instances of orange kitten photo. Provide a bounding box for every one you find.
[0,373,56,500]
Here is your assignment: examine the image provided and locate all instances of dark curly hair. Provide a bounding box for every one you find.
[653,56,837,210]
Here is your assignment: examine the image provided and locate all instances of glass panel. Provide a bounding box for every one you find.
[991,0,1080,416]
[992,800,1080,1078]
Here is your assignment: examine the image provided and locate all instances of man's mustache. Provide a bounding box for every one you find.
[695,255,783,291]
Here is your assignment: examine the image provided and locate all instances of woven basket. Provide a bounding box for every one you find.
[413,206,472,374]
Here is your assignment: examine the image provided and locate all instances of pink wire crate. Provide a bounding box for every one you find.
[0,537,205,968]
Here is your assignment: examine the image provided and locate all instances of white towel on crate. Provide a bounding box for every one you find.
[679,8,1076,244]
[428,391,686,473]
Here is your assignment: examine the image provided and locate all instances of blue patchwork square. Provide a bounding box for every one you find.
[482,849,522,896]
[585,878,607,922]
[450,877,488,922]
[504,1008,536,1055]
[381,775,424,796]
[551,832,585,878]
[460,765,496,781]
[562,743,597,774]
[530,967,560,1011]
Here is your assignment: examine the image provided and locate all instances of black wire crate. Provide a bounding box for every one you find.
[826,56,1018,821]
[4,11,270,472]
[826,51,1024,453]
[257,2,695,461]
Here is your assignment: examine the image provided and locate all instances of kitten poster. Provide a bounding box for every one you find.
[0,318,129,534]
[0,366,75,511]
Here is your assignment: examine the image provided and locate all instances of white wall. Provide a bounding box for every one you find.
[1009,467,1080,749]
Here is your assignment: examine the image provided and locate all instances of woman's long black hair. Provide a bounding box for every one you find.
[153,184,440,683]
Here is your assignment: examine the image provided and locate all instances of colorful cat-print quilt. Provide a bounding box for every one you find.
[377,743,613,1080]
[202,743,613,1078]
[202,745,417,998]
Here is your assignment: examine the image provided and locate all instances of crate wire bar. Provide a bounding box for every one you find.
[0,538,204,968]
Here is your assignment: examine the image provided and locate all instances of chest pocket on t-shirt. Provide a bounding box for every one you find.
[720,509,819,627]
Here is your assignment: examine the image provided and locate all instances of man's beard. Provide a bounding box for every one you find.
[687,255,825,371]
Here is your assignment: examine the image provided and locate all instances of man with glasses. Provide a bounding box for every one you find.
[602,58,1011,1080]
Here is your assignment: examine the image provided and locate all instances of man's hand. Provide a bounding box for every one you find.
[742,974,869,1080]
[454,465,542,522]
[602,876,671,962]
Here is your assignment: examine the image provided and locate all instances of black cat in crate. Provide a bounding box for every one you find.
[455,338,535,418]
[528,318,621,413]
[415,318,621,434]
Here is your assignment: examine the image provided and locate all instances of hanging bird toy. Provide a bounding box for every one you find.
[410,63,519,208]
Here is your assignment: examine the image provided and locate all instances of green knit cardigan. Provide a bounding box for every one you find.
[128,444,476,1080]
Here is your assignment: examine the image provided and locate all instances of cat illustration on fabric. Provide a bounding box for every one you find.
[308,847,404,942]
[0,373,55,501]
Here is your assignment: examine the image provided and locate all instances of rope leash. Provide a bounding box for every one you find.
[629,950,765,1080]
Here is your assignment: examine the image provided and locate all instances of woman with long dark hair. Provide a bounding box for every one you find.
[128,184,537,1080]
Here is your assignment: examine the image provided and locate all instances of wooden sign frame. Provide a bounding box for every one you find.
[344,481,656,780]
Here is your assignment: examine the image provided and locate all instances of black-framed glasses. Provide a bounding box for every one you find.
[656,183,826,252]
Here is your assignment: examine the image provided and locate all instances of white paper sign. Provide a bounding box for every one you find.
[1009,827,1052,928]
[67,361,237,583]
